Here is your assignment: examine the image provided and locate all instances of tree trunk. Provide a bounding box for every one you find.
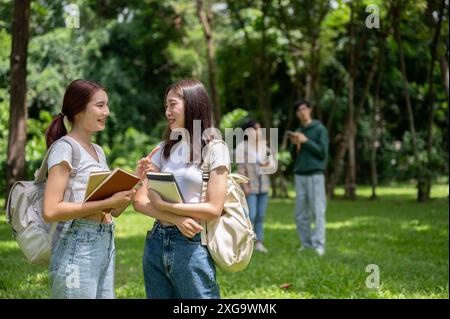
[7,0,31,195]
[328,4,371,199]
[227,0,276,196]
[196,0,221,126]
[440,53,449,101]
[276,0,303,131]
[421,0,445,201]
[392,2,421,201]
[344,3,357,200]
[257,0,273,139]
[370,63,383,200]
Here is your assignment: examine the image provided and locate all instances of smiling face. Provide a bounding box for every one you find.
[73,89,110,132]
[165,89,185,130]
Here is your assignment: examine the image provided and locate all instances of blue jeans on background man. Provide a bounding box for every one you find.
[294,174,327,252]
[143,221,220,299]
[246,193,269,242]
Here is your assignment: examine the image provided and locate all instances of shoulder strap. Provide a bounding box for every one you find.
[36,136,82,244]
[200,140,219,245]
[34,136,81,183]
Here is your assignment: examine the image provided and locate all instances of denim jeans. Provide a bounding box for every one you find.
[246,193,269,241]
[143,221,220,299]
[294,174,327,250]
[49,219,115,299]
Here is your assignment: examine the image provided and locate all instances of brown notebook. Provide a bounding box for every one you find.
[84,168,140,202]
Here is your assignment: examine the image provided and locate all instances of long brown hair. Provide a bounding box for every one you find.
[162,79,214,163]
[45,79,106,148]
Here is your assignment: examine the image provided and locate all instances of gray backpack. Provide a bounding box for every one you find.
[5,136,81,265]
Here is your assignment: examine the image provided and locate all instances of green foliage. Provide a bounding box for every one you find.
[25,111,52,178]
[107,127,158,173]
[0,0,448,199]
[219,108,249,131]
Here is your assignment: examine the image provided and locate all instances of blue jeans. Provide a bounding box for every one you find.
[143,221,220,299]
[49,219,115,299]
[246,193,269,241]
[294,174,327,250]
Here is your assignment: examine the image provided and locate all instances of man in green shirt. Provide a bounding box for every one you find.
[289,100,329,256]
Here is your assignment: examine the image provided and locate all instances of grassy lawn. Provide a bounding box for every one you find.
[0,184,448,299]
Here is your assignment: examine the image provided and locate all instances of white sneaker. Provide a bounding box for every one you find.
[315,247,325,256]
[255,242,268,254]
[298,246,312,253]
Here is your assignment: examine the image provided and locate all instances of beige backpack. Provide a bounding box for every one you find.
[5,136,81,265]
[200,140,256,273]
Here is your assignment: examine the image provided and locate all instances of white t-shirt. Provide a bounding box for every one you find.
[151,141,230,204]
[47,136,110,203]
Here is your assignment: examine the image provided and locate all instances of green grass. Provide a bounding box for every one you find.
[0,184,448,299]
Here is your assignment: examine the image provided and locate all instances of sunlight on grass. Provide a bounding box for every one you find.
[0,185,448,299]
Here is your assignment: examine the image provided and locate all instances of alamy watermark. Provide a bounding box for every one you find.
[66,264,80,289]
[64,4,80,29]
[365,264,380,289]
[167,121,279,175]
[366,4,380,29]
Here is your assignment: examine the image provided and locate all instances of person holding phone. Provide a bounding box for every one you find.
[288,100,329,256]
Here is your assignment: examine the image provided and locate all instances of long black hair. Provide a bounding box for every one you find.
[162,79,214,163]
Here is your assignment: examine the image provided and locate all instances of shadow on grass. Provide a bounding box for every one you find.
[0,193,448,298]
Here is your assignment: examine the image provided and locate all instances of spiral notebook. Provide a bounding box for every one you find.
[146,172,185,203]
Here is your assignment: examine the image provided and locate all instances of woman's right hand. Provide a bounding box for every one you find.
[174,216,204,238]
[242,184,251,196]
[105,189,136,209]
[135,158,156,179]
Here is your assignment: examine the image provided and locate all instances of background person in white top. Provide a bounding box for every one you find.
[236,119,276,254]
[133,79,230,299]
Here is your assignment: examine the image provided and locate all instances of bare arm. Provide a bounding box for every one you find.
[133,178,204,237]
[43,162,133,222]
[149,166,228,220]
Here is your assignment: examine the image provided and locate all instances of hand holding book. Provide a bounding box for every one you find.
[105,189,136,209]
[84,168,140,215]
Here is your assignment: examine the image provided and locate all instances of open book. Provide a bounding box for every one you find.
[84,168,141,202]
[147,172,184,203]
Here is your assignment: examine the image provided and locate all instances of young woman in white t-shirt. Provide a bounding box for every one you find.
[43,79,135,298]
[133,79,230,299]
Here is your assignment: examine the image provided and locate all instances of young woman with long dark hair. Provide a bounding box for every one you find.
[133,79,230,299]
[43,79,136,298]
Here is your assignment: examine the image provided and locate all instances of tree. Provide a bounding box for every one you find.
[7,0,30,194]
[421,0,446,201]
[196,0,222,126]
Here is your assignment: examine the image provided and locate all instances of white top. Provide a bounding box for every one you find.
[47,136,110,203]
[151,141,230,204]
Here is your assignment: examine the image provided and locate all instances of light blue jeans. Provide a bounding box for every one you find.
[246,193,269,241]
[294,174,327,250]
[143,221,220,299]
[49,219,115,299]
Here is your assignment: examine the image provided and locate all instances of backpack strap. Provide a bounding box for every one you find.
[34,135,81,183]
[33,136,82,244]
[200,140,223,245]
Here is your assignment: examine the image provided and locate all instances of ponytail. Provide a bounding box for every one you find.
[45,113,67,149]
